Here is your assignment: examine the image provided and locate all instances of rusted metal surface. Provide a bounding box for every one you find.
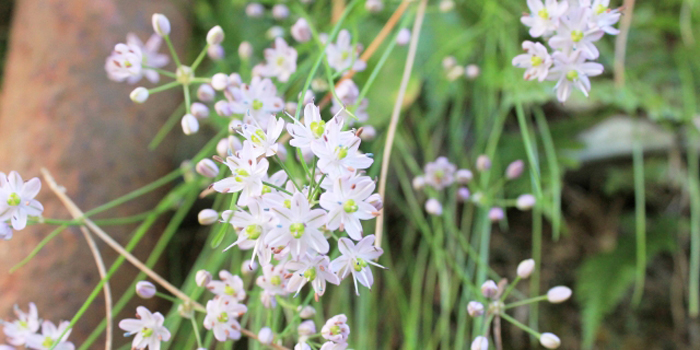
[0,0,188,343]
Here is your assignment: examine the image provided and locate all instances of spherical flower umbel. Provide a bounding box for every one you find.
[118,307,171,350]
[0,171,44,231]
[321,314,350,343]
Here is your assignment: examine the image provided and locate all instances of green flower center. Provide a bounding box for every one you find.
[531,56,543,67]
[251,129,266,144]
[142,328,154,338]
[353,258,368,272]
[283,199,292,209]
[262,186,272,194]
[19,320,28,329]
[538,9,548,19]
[271,275,282,286]
[594,4,607,14]
[566,70,579,81]
[343,199,358,213]
[277,57,285,66]
[341,51,350,60]
[303,267,317,281]
[218,312,229,323]
[335,146,349,160]
[252,99,263,110]
[234,169,250,182]
[310,121,326,138]
[224,285,236,296]
[7,193,20,206]
[42,337,55,348]
[571,30,584,42]
[290,223,305,238]
[245,224,262,240]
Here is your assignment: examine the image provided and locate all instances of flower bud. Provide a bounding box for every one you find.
[367,193,383,211]
[272,4,289,20]
[488,207,504,222]
[246,3,264,18]
[298,320,316,336]
[298,305,316,319]
[130,87,149,103]
[197,84,216,102]
[476,155,491,171]
[266,26,285,40]
[516,194,536,211]
[198,209,218,226]
[196,159,219,178]
[440,0,456,12]
[442,56,457,70]
[412,176,426,191]
[207,44,225,61]
[467,301,484,317]
[446,65,465,81]
[517,259,535,279]
[229,135,243,152]
[181,114,199,135]
[191,102,210,119]
[539,333,561,349]
[505,160,524,179]
[481,280,498,299]
[425,198,443,216]
[291,18,312,42]
[214,100,233,117]
[258,327,273,345]
[547,286,572,303]
[207,26,224,45]
[466,64,480,79]
[359,125,377,141]
[471,336,488,350]
[457,187,470,202]
[310,77,328,92]
[196,270,212,287]
[456,169,473,184]
[241,259,259,275]
[152,14,171,36]
[136,281,156,299]
[211,74,229,91]
[365,0,384,12]
[396,28,411,46]
[217,138,230,157]
[238,41,253,60]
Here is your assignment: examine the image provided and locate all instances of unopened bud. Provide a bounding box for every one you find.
[298,305,316,319]
[457,187,470,202]
[207,26,224,45]
[207,44,225,61]
[365,0,384,12]
[467,301,484,317]
[488,207,504,222]
[238,41,253,60]
[442,56,457,70]
[297,320,316,336]
[517,259,535,279]
[191,102,210,119]
[539,333,561,349]
[506,160,524,179]
[465,64,480,79]
[196,270,212,287]
[215,100,233,117]
[291,18,312,42]
[440,0,456,12]
[197,84,215,102]
[471,336,489,350]
[152,14,171,36]
[246,3,264,18]
[130,87,149,103]
[258,327,273,344]
[198,209,219,226]
[446,65,465,81]
[367,193,383,211]
[547,286,572,303]
[425,198,443,216]
[396,28,411,46]
[241,260,259,275]
[217,138,230,157]
[476,155,491,171]
[211,73,229,91]
[266,26,285,40]
[196,159,219,178]
[481,280,498,299]
[181,114,199,135]
[412,176,426,191]
[359,125,377,141]
[456,169,473,184]
[272,4,289,20]
[136,281,156,299]
[516,194,536,210]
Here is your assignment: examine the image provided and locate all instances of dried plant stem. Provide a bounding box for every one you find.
[77,226,113,350]
[375,0,429,247]
[614,0,636,88]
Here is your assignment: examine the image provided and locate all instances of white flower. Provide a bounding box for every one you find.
[520,0,568,37]
[0,345,15,350]
[212,141,270,206]
[124,33,169,84]
[471,336,489,350]
[311,118,373,179]
[326,30,366,72]
[229,77,284,121]
[548,7,604,59]
[261,37,298,82]
[330,235,385,295]
[3,303,40,346]
[423,157,456,190]
[321,314,350,343]
[105,43,143,82]
[237,114,285,157]
[286,254,340,297]
[221,198,277,265]
[288,103,327,152]
[203,298,247,342]
[0,222,12,240]
[256,263,289,299]
[272,4,290,20]
[258,327,274,344]
[265,192,329,259]
[118,307,170,350]
[246,3,264,18]
[583,0,621,34]
[320,342,348,350]
[291,18,312,42]
[207,270,247,303]
[547,50,604,102]
[26,321,74,350]
[320,174,379,240]
[330,79,369,124]
[512,41,553,82]
[0,171,43,231]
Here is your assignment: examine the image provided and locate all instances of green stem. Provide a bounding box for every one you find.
[274,155,302,192]
[183,84,192,114]
[163,34,182,68]
[190,44,210,72]
[10,225,68,273]
[143,65,177,78]
[263,181,293,195]
[533,107,562,241]
[149,103,186,150]
[500,276,521,302]
[155,291,179,304]
[505,295,548,309]
[500,312,541,339]
[148,81,181,94]
[631,120,646,306]
[191,316,204,349]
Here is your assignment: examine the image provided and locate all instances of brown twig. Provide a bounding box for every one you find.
[614,0,635,88]
[374,0,428,247]
[78,226,113,350]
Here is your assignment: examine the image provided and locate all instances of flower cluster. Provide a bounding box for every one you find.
[513,0,621,102]
[468,259,572,349]
[413,156,535,219]
[0,171,44,241]
[1,303,74,350]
